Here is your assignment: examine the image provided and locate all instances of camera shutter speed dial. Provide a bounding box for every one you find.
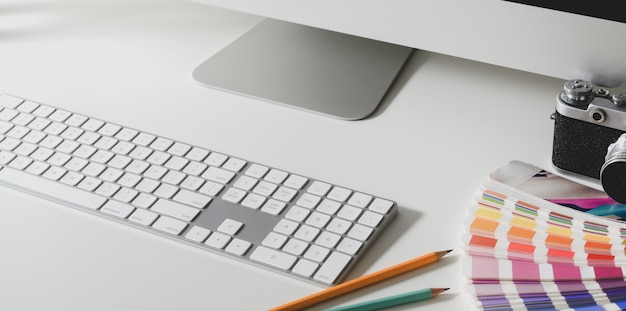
[563,79,593,105]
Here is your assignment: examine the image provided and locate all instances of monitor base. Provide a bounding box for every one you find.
[193,19,414,120]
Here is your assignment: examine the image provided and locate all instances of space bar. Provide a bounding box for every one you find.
[0,167,108,210]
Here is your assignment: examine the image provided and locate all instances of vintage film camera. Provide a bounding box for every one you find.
[552,79,626,203]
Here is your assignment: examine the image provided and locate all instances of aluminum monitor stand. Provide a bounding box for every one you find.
[193,19,414,120]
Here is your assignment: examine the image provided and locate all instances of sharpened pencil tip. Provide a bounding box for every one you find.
[431,287,450,297]
[436,249,453,259]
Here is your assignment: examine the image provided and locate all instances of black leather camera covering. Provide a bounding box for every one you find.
[552,111,625,179]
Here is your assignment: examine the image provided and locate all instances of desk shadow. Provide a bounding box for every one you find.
[367,49,426,119]
[344,203,422,278]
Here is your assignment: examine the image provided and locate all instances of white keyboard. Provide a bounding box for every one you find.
[0,94,397,285]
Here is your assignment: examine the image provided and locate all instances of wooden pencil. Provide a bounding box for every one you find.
[325,287,449,311]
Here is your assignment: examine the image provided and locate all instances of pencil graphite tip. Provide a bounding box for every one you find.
[436,249,453,259]
[432,288,449,297]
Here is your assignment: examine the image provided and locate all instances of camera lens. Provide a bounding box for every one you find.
[601,134,626,203]
[601,161,626,204]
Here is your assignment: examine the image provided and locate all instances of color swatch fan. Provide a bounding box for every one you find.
[461,161,626,310]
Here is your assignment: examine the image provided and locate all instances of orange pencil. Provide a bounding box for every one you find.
[269,250,452,311]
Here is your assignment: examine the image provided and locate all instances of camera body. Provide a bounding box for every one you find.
[552,79,626,179]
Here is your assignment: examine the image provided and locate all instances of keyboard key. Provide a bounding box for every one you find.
[8,155,32,170]
[285,206,310,222]
[292,259,319,278]
[98,123,121,136]
[132,132,155,146]
[304,245,330,262]
[81,119,104,132]
[173,189,212,208]
[327,186,352,202]
[222,187,246,203]
[0,121,14,134]
[32,104,55,118]
[77,176,102,192]
[205,232,231,249]
[233,175,257,191]
[113,187,139,203]
[296,193,321,209]
[260,199,286,215]
[185,147,209,161]
[59,171,84,186]
[336,238,362,255]
[154,183,178,199]
[49,110,71,122]
[241,193,265,209]
[225,238,251,256]
[347,224,373,241]
[0,166,106,210]
[217,218,243,235]
[42,166,67,181]
[0,95,24,108]
[272,186,298,202]
[132,193,158,209]
[115,128,138,142]
[274,219,299,236]
[204,152,228,167]
[100,200,135,219]
[294,225,320,242]
[314,252,352,285]
[222,157,246,172]
[316,199,341,215]
[152,216,187,235]
[203,166,235,184]
[129,208,158,226]
[315,231,341,249]
[16,100,38,113]
[250,246,297,270]
[347,192,372,208]
[305,211,331,228]
[198,180,223,197]
[283,238,308,255]
[284,174,307,189]
[25,161,50,175]
[307,181,331,196]
[337,205,362,221]
[182,161,207,176]
[0,108,19,121]
[245,163,268,178]
[151,137,173,151]
[64,114,88,127]
[184,226,211,243]
[358,210,384,227]
[151,199,200,222]
[252,180,277,196]
[262,232,288,249]
[369,198,394,214]
[264,169,288,184]
[95,181,120,197]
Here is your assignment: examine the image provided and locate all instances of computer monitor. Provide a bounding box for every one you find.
[191,0,626,119]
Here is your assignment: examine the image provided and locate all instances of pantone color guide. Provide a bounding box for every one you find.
[462,161,626,310]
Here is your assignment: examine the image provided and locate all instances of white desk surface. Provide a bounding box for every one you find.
[2,1,622,310]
